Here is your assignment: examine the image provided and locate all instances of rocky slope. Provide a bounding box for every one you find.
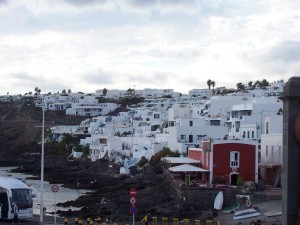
[0,100,208,222]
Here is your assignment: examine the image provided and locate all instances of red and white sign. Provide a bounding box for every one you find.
[51,184,59,193]
[130,197,137,205]
[129,188,137,196]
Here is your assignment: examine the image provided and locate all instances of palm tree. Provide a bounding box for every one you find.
[62,89,66,94]
[68,89,72,94]
[207,79,212,90]
[211,81,216,95]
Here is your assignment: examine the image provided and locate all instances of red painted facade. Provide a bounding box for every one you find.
[213,143,256,184]
[189,142,257,185]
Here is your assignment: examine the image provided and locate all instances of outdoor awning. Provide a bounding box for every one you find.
[162,157,200,164]
[258,163,281,168]
[169,164,209,172]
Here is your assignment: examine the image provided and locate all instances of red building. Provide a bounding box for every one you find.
[188,140,259,185]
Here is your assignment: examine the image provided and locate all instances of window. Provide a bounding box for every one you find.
[266,145,268,157]
[243,131,245,138]
[154,114,160,119]
[266,122,269,134]
[247,131,250,138]
[230,151,240,167]
[252,131,254,138]
[189,121,193,126]
[181,135,186,140]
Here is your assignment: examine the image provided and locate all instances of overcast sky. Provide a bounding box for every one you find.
[0,0,299,95]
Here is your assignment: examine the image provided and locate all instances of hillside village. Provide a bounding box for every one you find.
[1,80,284,189]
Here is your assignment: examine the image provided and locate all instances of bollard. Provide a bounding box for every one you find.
[194,220,200,225]
[183,219,189,225]
[79,220,83,225]
[216,221,220,225]
[103,222,107,225]
[64,218,68,225]
[205,220,212,225]
[96,217,101,223]
[162,217,168,225]
[151,217,158,225]
[113,223,117,225]
[89,220,94,225]
[75,218,79,224]
[172,218,178,225]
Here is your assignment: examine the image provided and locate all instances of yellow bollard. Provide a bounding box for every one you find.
[79,220,83,225]
[172,218,178,225]
[151,217,157,225]
[194,220,200,225]
[205,220,212,225]
[75,218,79,224]
[87,218,91,224]
[96,217,101,223]
[89,220,94,225]
[103,222,107,225]
[113,223,117,225]
[64,218,68,225]
[216,220,220,225]
[183,219,189,225]
[162,217,168,225]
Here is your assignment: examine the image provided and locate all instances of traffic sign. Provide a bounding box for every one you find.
[51,184,59,192]
[130,188,137,196]
[130,197,137,205]
[130,206,137,214]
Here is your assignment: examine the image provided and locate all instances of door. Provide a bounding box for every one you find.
[189,135,193,143]
[230,173,238,185]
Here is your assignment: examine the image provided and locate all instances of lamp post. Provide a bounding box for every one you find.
[40,107,45,223]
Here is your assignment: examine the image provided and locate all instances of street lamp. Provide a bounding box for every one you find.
[40,106,45,223]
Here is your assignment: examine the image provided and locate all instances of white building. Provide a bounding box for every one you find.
[66,96,119,116]
[259,114,283,186]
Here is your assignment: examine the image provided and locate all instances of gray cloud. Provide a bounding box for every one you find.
[266,41,300,63]
[0,0,7,4]
[8,72,70,94]
[82,68,115,85]
[60,0,106,6]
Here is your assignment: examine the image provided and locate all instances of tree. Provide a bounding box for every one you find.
[126,88,135,98]
[236,82,245,92]
[103,88,108,96]
[248,81,253,89]
[211,81,216,94]
[254,80,261,89]
[62,89,66,94]
[68,89,72,94]
[34,87,41,95]
[28,91,32,96]
[261,79,270,89]
[207,79,212,90]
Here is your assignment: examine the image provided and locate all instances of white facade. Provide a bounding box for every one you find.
[66,96,119,116]
[166,117,228,154]
[258,114,282,186]
[188,89,210,97]
[226,97,282,140]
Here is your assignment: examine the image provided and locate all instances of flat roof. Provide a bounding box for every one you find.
[161,157,200,164]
